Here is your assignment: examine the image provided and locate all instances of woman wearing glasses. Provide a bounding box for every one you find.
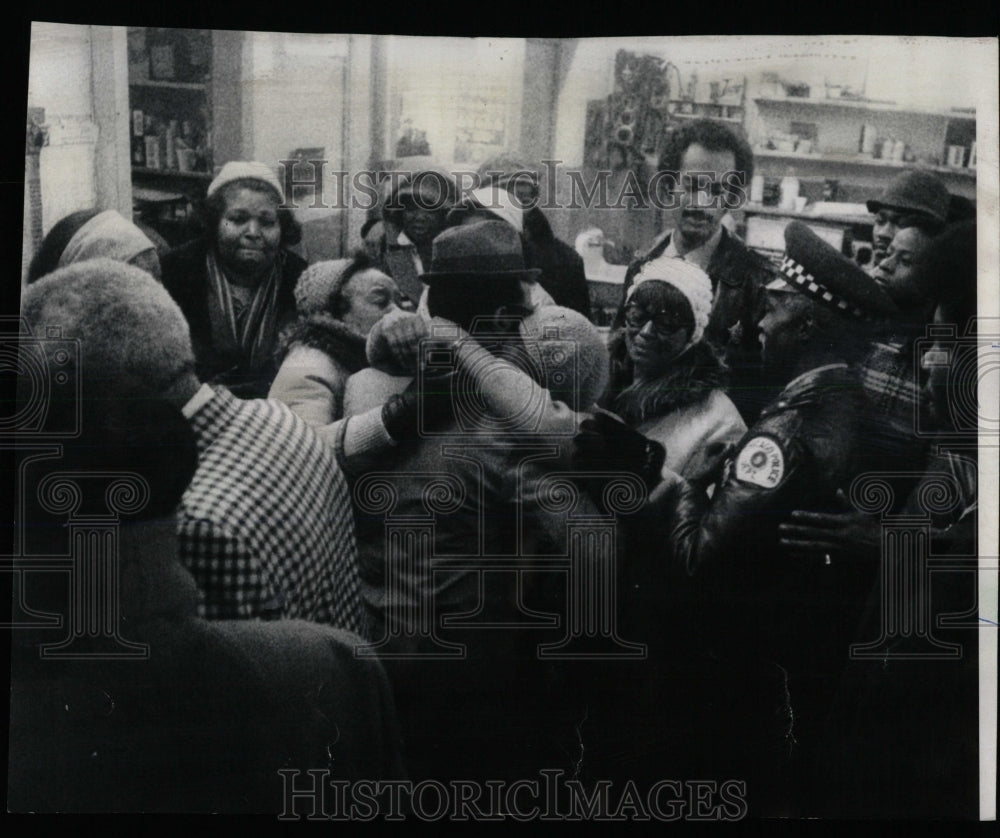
[604,257,746,487]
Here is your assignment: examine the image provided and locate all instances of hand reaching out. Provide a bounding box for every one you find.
[573,411,666,491]
[778,488,881,565]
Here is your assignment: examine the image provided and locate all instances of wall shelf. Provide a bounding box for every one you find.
[754,96,976,122]
[753,148,977,179]
[132,166,213,180]
[670,112,743,124]
[129,80,207,91]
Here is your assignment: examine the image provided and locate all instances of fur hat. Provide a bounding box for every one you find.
[208,161,285,203]
[629,257,713,346]
[520,305,609,410]
[293,259,353,316]
[20,258,195,398]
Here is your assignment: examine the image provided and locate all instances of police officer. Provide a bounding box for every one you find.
[617,221,900,814]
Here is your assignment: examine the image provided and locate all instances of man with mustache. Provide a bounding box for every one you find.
[615,119,776,424]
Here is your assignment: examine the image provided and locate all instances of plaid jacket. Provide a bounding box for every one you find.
[860,336,918,424]
[179,386,365,633]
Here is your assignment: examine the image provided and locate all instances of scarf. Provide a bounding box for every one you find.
[206,248,283,371]
[609,341,730,426]
[58,210,155,268]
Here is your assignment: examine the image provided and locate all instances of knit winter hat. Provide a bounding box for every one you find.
[293,259,353,316]
[20,258,195,398]
[629,257,713,346]
[520,305,609,410]
[207,161,285,203]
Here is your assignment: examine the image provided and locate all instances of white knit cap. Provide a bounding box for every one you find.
[57,210,156,269]
[207,161,285,203]
[628,257,713,346]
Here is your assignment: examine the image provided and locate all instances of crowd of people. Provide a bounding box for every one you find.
[10,118,982,818]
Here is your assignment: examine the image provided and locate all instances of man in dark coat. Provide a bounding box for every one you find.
[614,120,776,423]
[596,221,900,815]
[477,153,592,319]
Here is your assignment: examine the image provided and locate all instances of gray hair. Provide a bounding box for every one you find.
[20,258,195,399]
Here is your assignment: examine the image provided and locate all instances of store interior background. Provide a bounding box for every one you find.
[22,26,992,309]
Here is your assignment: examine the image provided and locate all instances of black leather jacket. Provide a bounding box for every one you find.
[653,363,867,582]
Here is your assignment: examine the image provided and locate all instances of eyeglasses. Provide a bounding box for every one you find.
[665,176,731,198]
[624,304,687,340]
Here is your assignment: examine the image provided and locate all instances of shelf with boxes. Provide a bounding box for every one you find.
[127,27,216,182]
[127,26,244,246]
[753,148,976,179]
[747,93,977,204]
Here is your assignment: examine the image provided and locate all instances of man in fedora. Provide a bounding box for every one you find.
[476,152,592,319]
[351,220,613,784]
[608,221,900,814]
[362,217,547,374]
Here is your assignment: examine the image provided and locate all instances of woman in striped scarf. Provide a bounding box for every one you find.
[162,162,306,399]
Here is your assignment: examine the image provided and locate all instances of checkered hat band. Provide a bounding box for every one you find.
[779,256,867,320]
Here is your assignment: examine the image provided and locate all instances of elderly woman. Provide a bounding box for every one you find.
[269,253,403,426]
[161,161,306,399]
[27,208,162,283]
[604,258,746,485]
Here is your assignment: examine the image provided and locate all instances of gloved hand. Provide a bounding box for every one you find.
[573,410,666,492]
[380,367,456,443]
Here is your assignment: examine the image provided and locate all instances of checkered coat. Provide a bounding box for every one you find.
[179,386,365,634]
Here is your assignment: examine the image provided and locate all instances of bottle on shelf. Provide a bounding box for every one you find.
[165,119,178,169]
[143,116,162,169]
[131,108,145,166]
[779,168,800,211]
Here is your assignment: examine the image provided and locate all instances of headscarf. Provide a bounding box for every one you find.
[57,210,156,269]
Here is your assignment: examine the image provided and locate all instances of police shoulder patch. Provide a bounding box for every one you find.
[734,435,786,489]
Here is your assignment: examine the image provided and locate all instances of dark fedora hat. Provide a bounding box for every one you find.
[865,169,950,224]
[420,220,542,282]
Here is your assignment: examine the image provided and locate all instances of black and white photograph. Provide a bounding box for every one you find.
[4,17,998,822]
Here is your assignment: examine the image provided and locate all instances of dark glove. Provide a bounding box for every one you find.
[573,411,666,492]
[380,369,456,443]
